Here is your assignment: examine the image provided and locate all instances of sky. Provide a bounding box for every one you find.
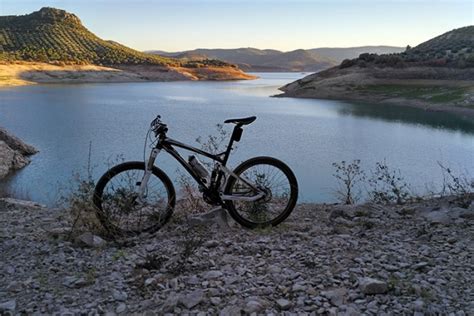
[1,0,473,52]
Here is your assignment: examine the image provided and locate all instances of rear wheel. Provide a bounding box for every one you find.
[93,161,175,236]
[224,156,298,228]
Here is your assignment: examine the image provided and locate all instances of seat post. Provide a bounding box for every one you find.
[222,124,243,165]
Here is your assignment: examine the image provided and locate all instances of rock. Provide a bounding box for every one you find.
[203,270,223,280]
[413,299,424,312]
[321,288,348,306]
[180,289,204,309]
[276,298,292,310]
[6,281,22,293]
[0,197,44,210]
[412,262,430,271]
[210,297,222,305]
[219,305,242,316]
[112,289,128,302]
[0,127,37,155]
[244,300,265,313]
[329,206,354,221]
[188,207,229,230]
[48,227,72,239]
[292,283,307,292]
[75,232,106,248]
[160,295,179,313]
[421,206,473,225]
[0,300,16,312]
[204,240,219,248]
[0,127,37,179]
[359,277,388,295]
[115,303,126,313]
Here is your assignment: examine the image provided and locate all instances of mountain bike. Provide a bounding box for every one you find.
[93,115,298,235]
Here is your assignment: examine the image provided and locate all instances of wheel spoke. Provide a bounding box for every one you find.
[229,160,296,226]
[95,164,174,234]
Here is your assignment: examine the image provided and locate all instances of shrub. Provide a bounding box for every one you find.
[332,160,366,205]
[368,160,410,205]
[340,59,356,69]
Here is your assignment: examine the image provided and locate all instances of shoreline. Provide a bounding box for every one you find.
[0,62,256,88]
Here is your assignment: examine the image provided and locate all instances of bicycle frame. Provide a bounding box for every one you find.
[138,128,264,203]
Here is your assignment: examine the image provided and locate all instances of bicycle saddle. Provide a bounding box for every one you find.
[224,116,257,125]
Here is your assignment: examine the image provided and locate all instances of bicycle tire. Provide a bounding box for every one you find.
[224,156,298,229]
[93,161,176,236]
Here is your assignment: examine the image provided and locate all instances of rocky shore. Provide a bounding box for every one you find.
[0,195,472,315]
[0,127,37,178]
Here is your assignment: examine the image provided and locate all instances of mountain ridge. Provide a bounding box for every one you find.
[148,46,405,72]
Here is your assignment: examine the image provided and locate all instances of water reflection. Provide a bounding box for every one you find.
[336,101,474,134]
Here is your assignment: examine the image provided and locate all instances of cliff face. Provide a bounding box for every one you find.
[0,127,37,178]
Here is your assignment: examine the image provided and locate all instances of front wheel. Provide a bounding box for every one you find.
[93,161,176,236]
[224,156,298,228]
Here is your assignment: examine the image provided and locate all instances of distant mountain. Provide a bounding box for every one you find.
[148,46,405,72]
[309,46,405,63]
[0,8,254,81]
[148,48,336,72]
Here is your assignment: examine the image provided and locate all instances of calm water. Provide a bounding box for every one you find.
[1,73,473,205]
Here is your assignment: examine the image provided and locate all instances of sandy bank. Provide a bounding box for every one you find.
[0,62,256,87]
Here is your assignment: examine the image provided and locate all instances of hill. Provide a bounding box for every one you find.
[0,7,255,84]
[148,46,405,72]
[278,26,474,119]
[0,7,176,65]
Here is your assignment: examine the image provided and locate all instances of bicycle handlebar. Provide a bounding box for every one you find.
[150,114,168,136]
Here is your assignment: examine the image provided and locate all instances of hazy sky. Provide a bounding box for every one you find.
[1,0,473,52]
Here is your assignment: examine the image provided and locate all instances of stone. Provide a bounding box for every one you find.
[0,300,16,312]
[204,240,219,248]
[219,305,242,316]
[245,300,265,313]
[112,289,128,302]
[276,298,292,310]
[413,262,430,271]
[6,281,22,293]
[423,210,452,225]
[188,207,229,230]
[75,232,106,248]
[359,277,388,295]
[321,288,348,306]
[160,296,179,313]
[413,299,424,312]
[203,270,223,280]
[115,303,126,313]
[180,289,204,309]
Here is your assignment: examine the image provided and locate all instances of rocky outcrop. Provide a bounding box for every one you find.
[0,127,37,178]
[0,195,472,314]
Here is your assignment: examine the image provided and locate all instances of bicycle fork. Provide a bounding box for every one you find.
[138,147,160,202]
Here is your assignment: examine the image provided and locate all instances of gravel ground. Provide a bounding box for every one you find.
[0,196,473,315]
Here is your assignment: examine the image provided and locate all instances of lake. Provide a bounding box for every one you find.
[1,73,473,206]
